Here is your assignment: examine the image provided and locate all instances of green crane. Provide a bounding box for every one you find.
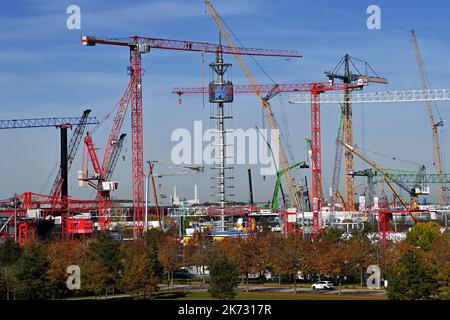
[272,161,309,211]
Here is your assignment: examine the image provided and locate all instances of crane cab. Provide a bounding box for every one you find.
[413,187,430,195]
[101,181,118,192]
[81,36,96,46]
[137,43,150,54]
[357,78,368,86]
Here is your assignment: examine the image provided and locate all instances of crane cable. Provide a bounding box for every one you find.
[40,133,60,193]
[216,13,300,177]
[201,51,205,109]
[358,146,423,167]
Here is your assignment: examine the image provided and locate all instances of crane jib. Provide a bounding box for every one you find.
[81,35,301,58]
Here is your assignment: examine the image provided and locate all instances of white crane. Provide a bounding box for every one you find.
[289,89,450,104]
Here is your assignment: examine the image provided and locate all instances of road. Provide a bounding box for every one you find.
[159,284,386,296]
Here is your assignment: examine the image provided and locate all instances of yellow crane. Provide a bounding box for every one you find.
[411,29,447,206]
[325,55,387,210]
[204,0,303,209]
[339,141,419,222]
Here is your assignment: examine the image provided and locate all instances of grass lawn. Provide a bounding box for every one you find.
[166,291,387,300]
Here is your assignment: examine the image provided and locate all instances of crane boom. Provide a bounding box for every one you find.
[289,89,450,104]
[174,82,363,96]
[105,133,126,182]
[84,134,103,178]
[204,0,302,209]
[174,82,332,94]
[330,105,345,210]
[272,162,309,212]
[82,36,300,58]
[339,141,412,194]
[411,29,446,206]
[50,109,92,197]
[102,78,133,180]
[339,141,420,216]
[0,116,98,129]
[383,177,410,210]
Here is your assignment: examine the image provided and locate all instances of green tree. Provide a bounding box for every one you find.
[143,229,165,280]
[81,232,122,297]
[406,221,441,251]
[0,238,22,300]
[208,254,240,299]
[387,250,439,300]
[15,242,50,300]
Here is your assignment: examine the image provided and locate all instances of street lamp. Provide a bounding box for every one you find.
[145,161,162,233]
[145,166,150,233]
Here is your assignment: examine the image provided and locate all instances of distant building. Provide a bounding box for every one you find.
[172,184,200,206]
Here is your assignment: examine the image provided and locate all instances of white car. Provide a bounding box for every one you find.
[311,281,334,290]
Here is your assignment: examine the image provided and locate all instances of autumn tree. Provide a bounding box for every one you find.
[272,235,311,292]
[252,231,273,279]
[158,235,183,289]
[428,230,450,299]
[310,229,350,285]
[345,230,375,286]
[190,229,218,283]
[46,240,83,299]
[81,232,122,298]
[377,240,413,280]
[120,241,161,298]
[267,234,285,286]
[219,236,257,292]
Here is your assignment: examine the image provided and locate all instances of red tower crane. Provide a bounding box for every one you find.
[82,35,300,238]
[81,132,120,231]
[174,80,365,235]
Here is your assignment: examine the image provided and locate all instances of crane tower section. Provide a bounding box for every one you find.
[209,42,234,231]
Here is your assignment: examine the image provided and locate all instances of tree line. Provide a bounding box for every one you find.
[0,221,448,300]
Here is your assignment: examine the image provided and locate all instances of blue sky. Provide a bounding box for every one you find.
[1,0,449,205]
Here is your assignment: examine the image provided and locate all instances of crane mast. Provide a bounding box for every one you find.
[411,29,446,206]
[204,0,302,210]
[325,55,387,211]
